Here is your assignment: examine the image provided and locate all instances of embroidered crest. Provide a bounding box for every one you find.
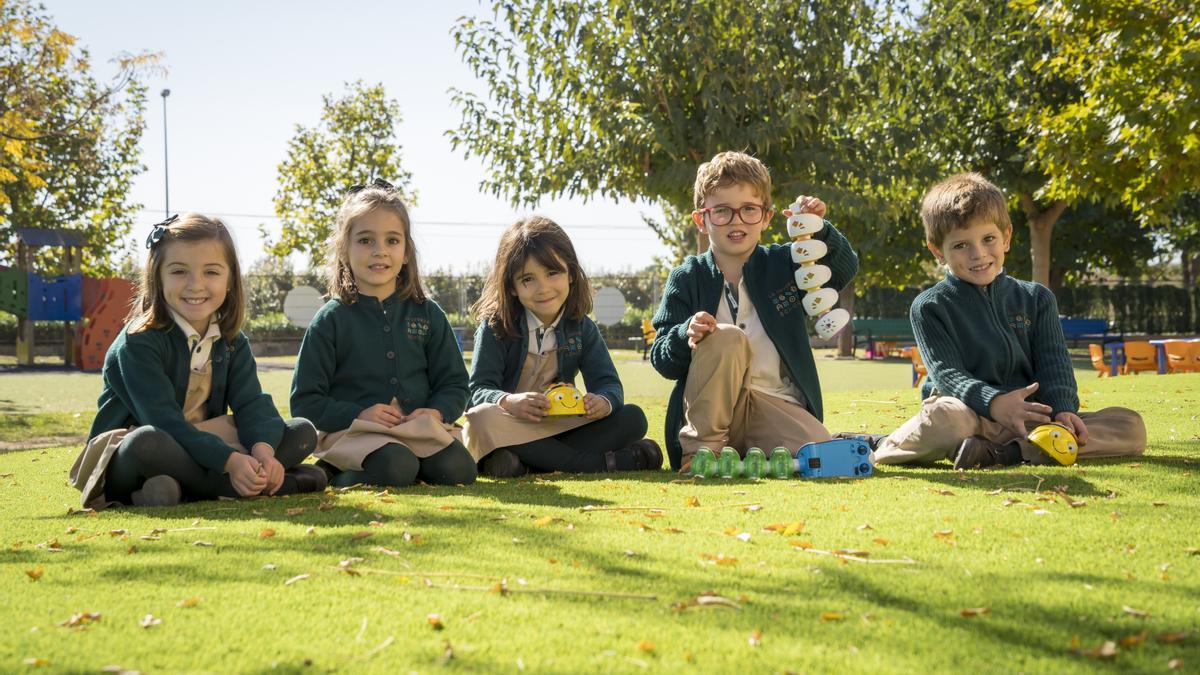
[562,334,582,354]
[1008,313,1032,331]
[768,280,802,317]
[406,317,431,341]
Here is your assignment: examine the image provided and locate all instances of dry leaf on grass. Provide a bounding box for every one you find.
[927,488,955,496]
[671,592,741,612]
[192,541,213,547]
[685,496,700,508]
[699,553,738,566]
[533,516,557,527]
[1156,631,1191,644]
[637,639,655,653]
[286,507,306,516]
[873,537,890,546]
[748,630,762,647]
[259,529,276,539]
[318,501,334,511]
[960,607,990,617]
[139,614,161,629]
[58,612,101,628]
[351,531,373,541]
[856,524,874,531]
[22,658,49,667]
[25,565,43,581]
[1169,658,1183,670]
[284,574,310,586]
[1119,632,1146,648]
[176,597,201,608]
[820,612,845,622]
[428,614,444,630]
[1122,605,1150,619]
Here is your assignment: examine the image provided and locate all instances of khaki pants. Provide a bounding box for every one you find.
[679,325,830,471]
[873,395,1146,465]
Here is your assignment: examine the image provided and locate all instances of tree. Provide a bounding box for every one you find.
[1,0,158,275]
[267,81,415,266]
[449,0,901,261]
[1025,0,1200,224]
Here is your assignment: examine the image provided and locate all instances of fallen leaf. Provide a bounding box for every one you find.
[685,496,700,508]
[284,574,309,586]
[318,501,333,511]
[748,630,762,647]
[1153,502,1166,507]
[64,526,77,534]
[832,549,870,558]
[873,537,890,546]
[1184,548,1200,555]
[127,546,137,555]
[259,528,276,539]
[438,505,454,510]
[1119,632,1146,648]
[1169,658,1183,670]
[22,658,49,667]
[428,614,444,630]
[139,614,161,629]
[928,488,955,496]
[286,507,306,516]
[637,639,655,653]
[58,612,102,628]
[1090,641,1118,659]
[1002,498,1021,507]
[699,552,738,566]
[351,531,373,541]
[789,540,812,549]
[1156,631,1191,644]
[306,527,316,536]
[139,535,159,541]
[663,527,684,534]
[736,532,751,542]
[743,504,762,512]
[192,540,213,547]
[1067,499,1087,508]
[25,565,43,581]
[985,488,1003,496]
[856,524,874,531]
[783,521,805,536]
[262,563,276,570]
[1122,605,1150,619]
[176,597,201,608]
[533,516,556,527]
[820,612,845,622]
[108,529,127,537]
[961,607,991,617]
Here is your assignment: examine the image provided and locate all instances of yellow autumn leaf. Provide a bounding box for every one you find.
[25,565,43,581]
[820,612,845,622]
[685,496,700,507]
[259,529,276,539]
[637,639,655,653]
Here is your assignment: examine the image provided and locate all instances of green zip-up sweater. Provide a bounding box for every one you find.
[650,221,858,470]
[911,271,1078,420]
[290,293,468,432]
[468,313,623,410]
[88,325,284,472]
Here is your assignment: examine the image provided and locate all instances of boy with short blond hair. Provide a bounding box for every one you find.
[874,172,1146,468]
[649,151,859,471]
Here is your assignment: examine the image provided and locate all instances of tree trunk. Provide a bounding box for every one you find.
[837,280,856,357]
[1018,193,1069,287]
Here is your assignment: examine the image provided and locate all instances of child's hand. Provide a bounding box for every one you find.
[400,408,443,424]
[687,311,717,348]
[224,452,267,497]
[1054,411,1089,445]
[583,393,612,420]
[250,443,285,495]
[783,195,827,218]
[358,403,404,427]
[501,392,550,421]
[989,383,1053,438]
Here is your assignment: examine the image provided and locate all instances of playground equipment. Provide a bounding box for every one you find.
[0,228,135,369]
[690,439,874,479]
[787,209,851,339]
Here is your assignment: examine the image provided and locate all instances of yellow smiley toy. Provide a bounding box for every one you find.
[545,383,585,416]
[1026,422,1079,466]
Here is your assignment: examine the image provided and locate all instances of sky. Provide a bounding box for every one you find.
[41,0,672,274]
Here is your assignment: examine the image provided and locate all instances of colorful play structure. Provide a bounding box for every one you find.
[0,228,135,369]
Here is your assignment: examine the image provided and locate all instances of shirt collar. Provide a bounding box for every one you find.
[169,309,221,344]
[525,307,563,334]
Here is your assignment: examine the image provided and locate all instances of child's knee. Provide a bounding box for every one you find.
[122,426,177,460]
[613,404,648,436]
[700,324,749,352]
[923,397,977,438]
[368,443,420,486]
[282,418,317,454]
[425,442,477,485]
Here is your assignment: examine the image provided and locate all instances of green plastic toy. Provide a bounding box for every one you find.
[690,447,718,478]
[743,447,767,479]
[769,447,793,479]
[717,446,740,478]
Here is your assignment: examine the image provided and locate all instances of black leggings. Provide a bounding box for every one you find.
[501,404,648,473]
[326,440,477,488]
[104,418,318,504]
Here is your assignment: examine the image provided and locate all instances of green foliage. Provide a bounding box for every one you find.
[267,82,415,267]
[449,0,927,282]
[0,0,158,276]
[1024,0,1200,222]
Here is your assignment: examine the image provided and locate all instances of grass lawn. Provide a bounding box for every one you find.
[0,352,1197,672]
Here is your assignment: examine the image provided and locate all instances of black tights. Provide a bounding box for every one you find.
[326,440,476,488]
[104,418,318,504]
[501,404,648,473]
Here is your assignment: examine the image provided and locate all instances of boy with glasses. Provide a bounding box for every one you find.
[649,151,859,472]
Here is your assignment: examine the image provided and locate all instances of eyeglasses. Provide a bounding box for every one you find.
[697,204,769,226]
[345,178,395,195]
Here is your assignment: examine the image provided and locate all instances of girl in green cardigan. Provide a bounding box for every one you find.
[463,216,662,477]
[290,180,476,488]
[71,214,324,509]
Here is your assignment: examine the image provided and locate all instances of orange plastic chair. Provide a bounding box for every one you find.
[1165,340,1200,373]
[1192,342,1200,371]
[1120,341,1158,375]
[1088,343,1109,377]
[905,346,928,388]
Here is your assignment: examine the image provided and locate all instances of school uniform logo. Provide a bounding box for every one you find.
[1008,313,1032,331]
[406,318,431,341]
[769,281,802,317]
[562,333,582,354]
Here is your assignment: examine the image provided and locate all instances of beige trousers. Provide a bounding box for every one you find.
[873,395,1147,465]
[679,325,830,471]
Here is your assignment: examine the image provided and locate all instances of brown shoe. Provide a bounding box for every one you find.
[630,439,663,470]
[480,449,529,478]
[953,436,1020,470]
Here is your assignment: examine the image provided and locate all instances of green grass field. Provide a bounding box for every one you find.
[1,351,1197,673]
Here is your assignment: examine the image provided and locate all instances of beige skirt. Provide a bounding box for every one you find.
[315,415,463,471]
[461,403,591,461]
[69,415,246,510]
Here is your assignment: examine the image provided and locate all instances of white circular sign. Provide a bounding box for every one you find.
[283,285,324,328]
[593,287,626,326]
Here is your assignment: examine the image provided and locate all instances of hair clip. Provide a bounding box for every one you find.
[145,214,179,249]
[345,178,395,195]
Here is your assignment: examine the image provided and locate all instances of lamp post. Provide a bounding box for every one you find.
[161,88,171,217]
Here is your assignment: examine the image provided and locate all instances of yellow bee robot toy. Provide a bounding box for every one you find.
[545,383,585,416]
[1027,422,1079,466]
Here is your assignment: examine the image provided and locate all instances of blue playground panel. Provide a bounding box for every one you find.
[26,273,82,322]
[0,267,28,318]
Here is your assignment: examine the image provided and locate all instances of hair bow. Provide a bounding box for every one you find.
[345,178,395,195]
[145,214,179,249]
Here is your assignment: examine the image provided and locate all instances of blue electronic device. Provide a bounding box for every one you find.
[796,438,873,478]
